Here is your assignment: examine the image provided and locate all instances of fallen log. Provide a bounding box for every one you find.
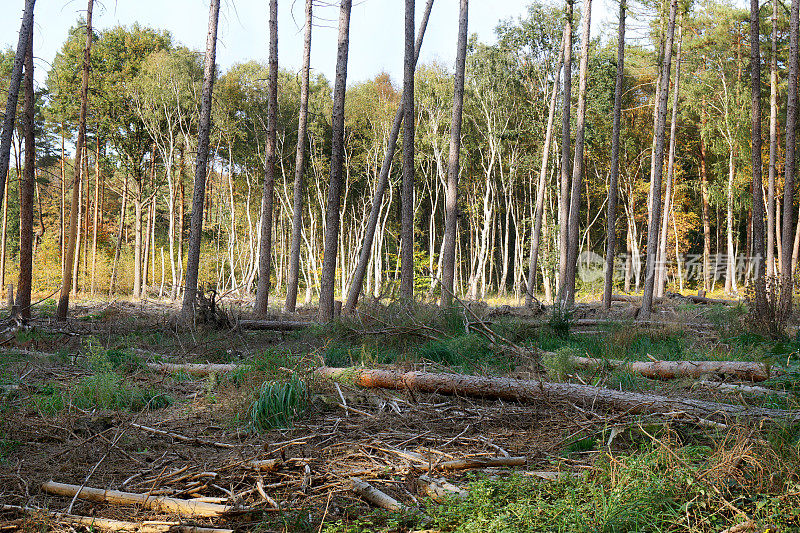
[41,481,233,517]
[351,477,402,511]
[566,356,777,382]
[0,505,233,533]
[238,320,311,331]
[147,363,239,375]
[314,367,799,422]
[246,459,282,472]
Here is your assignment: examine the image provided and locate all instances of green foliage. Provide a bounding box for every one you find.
[250,376,308,432]
[72,372,172,411]
[547,305,573,339]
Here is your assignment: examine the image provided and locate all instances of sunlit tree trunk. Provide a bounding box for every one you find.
[0,0,35,215]
[255,0,278,316]
[641,0,678,319]
[767,0,779,278]
[440,0,469,307]
[656,22,682,297]
[181,0,220,321]
[57,0,92,321]
[558,0,573,296]
[318,0,353,321]
[345,0,435,313]
[750,0,768,313]
[400,0,416,300]
[603,0,626,309]
[16,33,34,319]
[528,33,564,307]
[285,0,313,313]
[562,0,592,308]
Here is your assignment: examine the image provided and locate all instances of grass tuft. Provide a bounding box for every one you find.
[250,375,308,432]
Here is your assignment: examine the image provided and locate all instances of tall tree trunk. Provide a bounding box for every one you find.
[656,22,682,297]
[181,0,220,321]
[557,0,573,295]
[345,0,435,313]
[284,0,313,313]
[725,149,737,294]
[640,0,678,319]
[562,0,592,308]
[109,176,127,295]
[700,103,712,293]
[781,0,800,317]
[400,0,416,300]
[0,0,35,215]
[440,0,469,307]
[254,0,278,316]
[603,0,626,309]
[751,0,768,313]
[318,0,353,322]
[16,32,34,320]
[56,0,92,321]
[527,33,564,307]
[767,0,779,279]
[0,170,7,290]
[90,137,100,294]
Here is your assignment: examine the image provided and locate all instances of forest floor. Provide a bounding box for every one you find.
[0,295,799,532]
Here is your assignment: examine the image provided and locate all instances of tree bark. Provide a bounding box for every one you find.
[56,0,92,321]
[181,0,221,321]
[0,0,35,215]
[284,0,313,313]
[90,137,101,295]
[640,0,678,319]
[557,0,574,296]
[781,0,800,318]
[254,0,278,317]
[109,176,127,296]
[528,33,565,307]
[767,0,779,279]
[318,0,353,322]
[315,367,797,422]
[16,32,34,320]
[440,0,469,307]
[751,0,768,314]
[700,101,712,293]
[562,0,592,308]
[400,0,416,300]
[345,0,435,313]
[656,22,682,298]
[603,0,626,309]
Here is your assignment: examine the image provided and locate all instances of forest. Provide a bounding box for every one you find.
[1,0,800,531]
[0,0,787,313]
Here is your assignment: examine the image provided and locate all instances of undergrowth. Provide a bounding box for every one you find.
[250,375,308,431]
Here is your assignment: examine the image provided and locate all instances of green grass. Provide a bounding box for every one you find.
[323,443,800,532]
[250,375,308,431]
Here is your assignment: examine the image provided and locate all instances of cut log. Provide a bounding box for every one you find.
[567,355,777,382]
[238,320,311,331]
[147,363,239,375]
[1,505,234,532]
[417,475,467,502]
[351,477,402,511]
[41,481,233,517]
[314,367,799,422]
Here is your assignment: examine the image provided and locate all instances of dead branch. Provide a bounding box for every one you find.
[351,477,402,511]
[1,505,234,532]
[131,423,236,449]
[41,481,234,517]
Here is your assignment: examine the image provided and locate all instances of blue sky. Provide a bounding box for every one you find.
[3,0,614,87]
